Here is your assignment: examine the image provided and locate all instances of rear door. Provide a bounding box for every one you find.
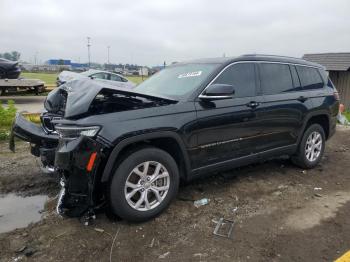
[193,62,265,169]
[256,62,312,152]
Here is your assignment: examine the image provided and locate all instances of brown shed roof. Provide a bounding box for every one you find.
[302,53,350,71]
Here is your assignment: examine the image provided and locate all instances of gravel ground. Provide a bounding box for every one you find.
[0,127,350,261]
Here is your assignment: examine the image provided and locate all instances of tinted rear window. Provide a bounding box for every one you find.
[260,63,294,95]
[213,63,256,98]
[296,66,324,90]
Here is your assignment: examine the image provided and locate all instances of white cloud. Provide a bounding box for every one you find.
[0,0,349,65]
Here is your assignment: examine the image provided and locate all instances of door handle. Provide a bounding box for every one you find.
[246,101,260,108]
[297,96,308,103]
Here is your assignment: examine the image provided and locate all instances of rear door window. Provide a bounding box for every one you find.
[213,63,256,98]
[110,74,123,82]
[296,66,324,90]
[259,63,294,94]
[91,73,108,80]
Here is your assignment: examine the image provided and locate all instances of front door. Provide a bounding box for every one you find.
[192,62,264,169]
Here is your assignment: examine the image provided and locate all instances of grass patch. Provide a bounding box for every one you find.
[21,72,58,86]
[127,76,148,84]
[0,100,17,140]
[0,101,41,140]
[343,111,350,122]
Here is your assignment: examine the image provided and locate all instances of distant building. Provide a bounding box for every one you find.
[46,59,71,65]
[138,67,149,76]
[21,64,70,72]
[303,53,350,109]
[46,59,88,70]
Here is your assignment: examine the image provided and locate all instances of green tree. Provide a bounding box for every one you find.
[3,52,12,60]
[0,51,21,61]
[11,51,20,61]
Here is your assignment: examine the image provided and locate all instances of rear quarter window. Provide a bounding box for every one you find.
[296,66,324,90]
[259,63,294,95]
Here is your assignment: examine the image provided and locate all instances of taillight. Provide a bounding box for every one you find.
[333,91,340,101]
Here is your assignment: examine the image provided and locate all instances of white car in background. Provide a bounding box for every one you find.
[57,69,136,88]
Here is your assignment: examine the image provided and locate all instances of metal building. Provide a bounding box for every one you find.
[303,53,350,109]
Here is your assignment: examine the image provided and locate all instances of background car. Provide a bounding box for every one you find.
[57,69,136,88]
[0,58,21,79]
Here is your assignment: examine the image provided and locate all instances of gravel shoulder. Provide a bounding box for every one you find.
[1,127,350,261]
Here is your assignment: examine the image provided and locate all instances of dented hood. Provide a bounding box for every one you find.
[45,79,177,118]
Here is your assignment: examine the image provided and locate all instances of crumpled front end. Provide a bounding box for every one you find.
[10,79,177,219]
[55,136,104,218]
[10,113,59,172]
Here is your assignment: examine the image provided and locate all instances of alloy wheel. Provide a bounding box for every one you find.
[124,161,170,211]
[305,131,323,162]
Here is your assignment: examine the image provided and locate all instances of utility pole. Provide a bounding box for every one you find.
[34,52,38,65]
[107,46,110,64]
[87,37,91,68]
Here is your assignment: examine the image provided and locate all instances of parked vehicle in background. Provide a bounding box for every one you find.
[57,69,135,88]
[0,58,21,79]
[11,54,339,222]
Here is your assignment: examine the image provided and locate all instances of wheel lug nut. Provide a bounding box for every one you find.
[141,188,145,192]
[147,177,150,181]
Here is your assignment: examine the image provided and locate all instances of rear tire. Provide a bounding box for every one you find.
[109,147,179,222]
[292,124,325,169]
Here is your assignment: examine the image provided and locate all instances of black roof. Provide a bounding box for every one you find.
[303,53,350,71]
[176,54,323,69]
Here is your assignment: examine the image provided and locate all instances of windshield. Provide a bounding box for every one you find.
[134,64,217,99]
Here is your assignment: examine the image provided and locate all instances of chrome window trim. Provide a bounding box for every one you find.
[198,60,323,98]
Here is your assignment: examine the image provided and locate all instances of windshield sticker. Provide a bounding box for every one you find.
[178,71,202,78]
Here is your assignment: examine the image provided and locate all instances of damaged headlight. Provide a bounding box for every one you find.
[55,125,100,139]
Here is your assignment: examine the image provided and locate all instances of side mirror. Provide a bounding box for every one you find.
[90,76,95,80]
[199,84,235,100]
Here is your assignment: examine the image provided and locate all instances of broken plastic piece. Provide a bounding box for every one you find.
[194,198,209,207]
[213,217,234,239]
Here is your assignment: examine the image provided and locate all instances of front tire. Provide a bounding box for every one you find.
[109,147,179,222]
[292,124,325,169]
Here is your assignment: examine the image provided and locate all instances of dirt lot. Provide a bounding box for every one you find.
[1,127,350,262]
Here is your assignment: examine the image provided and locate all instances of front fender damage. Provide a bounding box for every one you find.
[55,136,103,219]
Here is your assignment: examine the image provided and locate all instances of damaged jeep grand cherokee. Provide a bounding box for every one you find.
[11,55,339,222]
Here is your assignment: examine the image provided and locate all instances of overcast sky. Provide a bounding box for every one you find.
[1,0,349,66]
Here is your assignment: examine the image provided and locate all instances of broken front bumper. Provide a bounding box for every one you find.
[55,136,103,217]
[10,113,59,169]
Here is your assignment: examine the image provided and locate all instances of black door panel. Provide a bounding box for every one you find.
[257,93,312,152]
[192,62,264,169]
[193,96,264,168]
[257,63,311,153]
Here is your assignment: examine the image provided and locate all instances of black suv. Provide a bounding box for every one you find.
[11,54,339,222]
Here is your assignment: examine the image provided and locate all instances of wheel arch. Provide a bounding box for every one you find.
[299,111,331,144]
[100,131,191,183]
